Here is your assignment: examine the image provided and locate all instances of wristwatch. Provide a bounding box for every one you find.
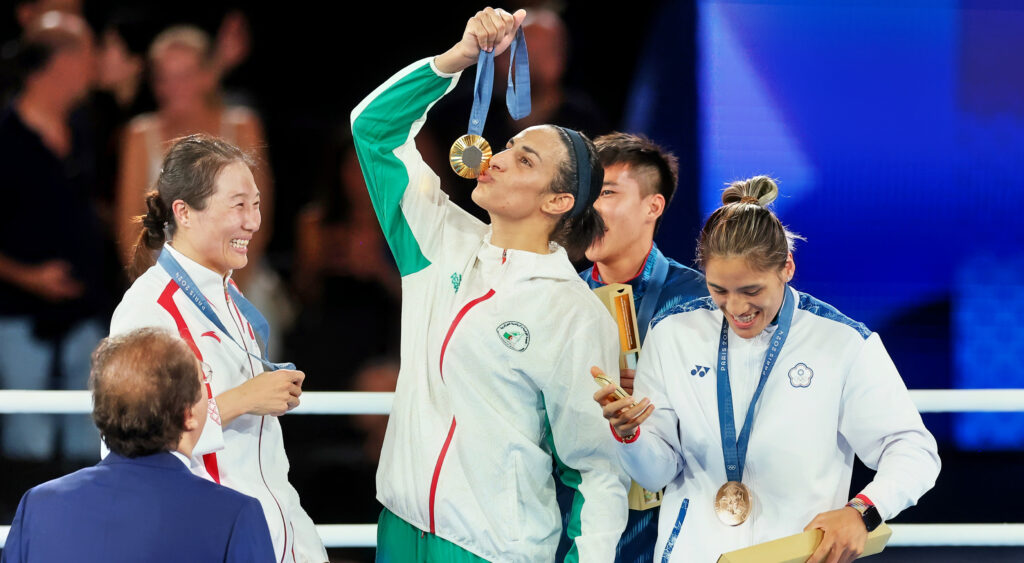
[846,494,883,532]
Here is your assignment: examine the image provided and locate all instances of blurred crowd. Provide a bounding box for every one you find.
[0,1,612,555]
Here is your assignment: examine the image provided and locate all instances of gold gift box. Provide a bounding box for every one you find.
[717,523,892,563]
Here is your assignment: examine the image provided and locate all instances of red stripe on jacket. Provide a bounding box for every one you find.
[158,280,221,483]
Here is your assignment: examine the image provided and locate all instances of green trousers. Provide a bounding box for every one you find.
[375,508,490,563]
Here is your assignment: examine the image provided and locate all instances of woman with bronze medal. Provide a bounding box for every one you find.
[351,6,628,563]
[595,176,940,562]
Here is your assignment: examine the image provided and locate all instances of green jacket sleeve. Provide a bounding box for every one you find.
[351,57,486,277]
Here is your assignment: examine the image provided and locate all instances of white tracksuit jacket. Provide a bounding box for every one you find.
[109,243,328,563]
[618,288,940,561]
[351,58,629,562]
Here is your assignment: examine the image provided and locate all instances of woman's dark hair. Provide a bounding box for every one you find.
[697,175,804,272]
[548,126,605,260]
[129,134,253,279]
[90,328,201,458]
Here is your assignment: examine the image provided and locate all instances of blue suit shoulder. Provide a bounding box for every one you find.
[3,453,275,563]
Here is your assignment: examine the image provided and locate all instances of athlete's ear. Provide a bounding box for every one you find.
[172,200,190,228]
[543,192,574,216]
[648,193,666,222]
[782,252,795,282]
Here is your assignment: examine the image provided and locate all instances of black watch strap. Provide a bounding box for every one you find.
[847,496,883,532]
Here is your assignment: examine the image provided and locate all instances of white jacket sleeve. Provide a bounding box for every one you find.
[839,333,940,520]
[541,316,629,563]
[617,320,686,492]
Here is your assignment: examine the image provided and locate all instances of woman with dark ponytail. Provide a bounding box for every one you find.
[598,176,941,562]
[112,134,328,562]
[351,7,627,562]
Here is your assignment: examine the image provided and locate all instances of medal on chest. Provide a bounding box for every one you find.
[714,287,794,526]
[714,481,752,526]
[449,27,531,179]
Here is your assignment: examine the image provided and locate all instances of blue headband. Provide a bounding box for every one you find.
[559,127,592,218]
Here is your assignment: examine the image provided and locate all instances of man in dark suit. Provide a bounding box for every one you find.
[1,328,275,562]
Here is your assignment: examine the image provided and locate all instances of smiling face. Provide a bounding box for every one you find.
[705,254,794,339]
[585,163,662,265]
[174,161,260,276]
[471,125,568,222]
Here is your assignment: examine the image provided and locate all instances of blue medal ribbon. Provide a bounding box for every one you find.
[716,287,794,482]
[636,248,669,344]
[467,27,531,136]
[158,249,295,372]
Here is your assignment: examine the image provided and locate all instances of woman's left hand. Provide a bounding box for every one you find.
[803,507,867,563]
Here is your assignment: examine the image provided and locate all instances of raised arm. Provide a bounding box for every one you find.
[349,8,525,276]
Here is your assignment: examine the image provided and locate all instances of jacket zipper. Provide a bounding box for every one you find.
[429,288,496,533]
[225,285,292,562]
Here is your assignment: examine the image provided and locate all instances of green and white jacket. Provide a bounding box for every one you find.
[351,58,629,562]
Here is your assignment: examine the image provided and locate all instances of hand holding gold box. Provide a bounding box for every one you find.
[717,523,892,563]
[592,284,641,370]
[592,283,660,509]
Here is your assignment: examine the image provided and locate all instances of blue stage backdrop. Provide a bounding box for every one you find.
[628,0,1024,450]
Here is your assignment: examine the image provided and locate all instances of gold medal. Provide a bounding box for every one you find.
[449,134,492,179]
[714,481,752,526]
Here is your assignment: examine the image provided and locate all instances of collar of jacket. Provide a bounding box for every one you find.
[480,230,579,283]
[590,242,662,300]
[162,242,233,296]
[99,450,192,474]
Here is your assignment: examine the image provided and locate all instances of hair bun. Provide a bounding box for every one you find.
[722,175,779,207]
[141,191,167,236]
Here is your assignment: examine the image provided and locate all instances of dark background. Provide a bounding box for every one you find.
[2,1,1022,561]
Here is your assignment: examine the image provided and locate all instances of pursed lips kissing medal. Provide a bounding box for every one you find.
[714,287,795,526]
[449,27,531,179]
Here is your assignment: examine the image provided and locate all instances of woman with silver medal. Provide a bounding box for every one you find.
[109,135,327,562]
[595,176,939,562]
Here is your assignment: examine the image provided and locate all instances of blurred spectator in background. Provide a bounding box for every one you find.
[89,9,156,256]
[288,133,400,391]
[95,10,150,122]
[210,10,251,97]
[12,0,81,30]
[0,10,104,488]
[113,24,291,352]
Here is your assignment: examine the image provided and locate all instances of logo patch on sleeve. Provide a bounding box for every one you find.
[788,362,814,388]
[496,321,530,352]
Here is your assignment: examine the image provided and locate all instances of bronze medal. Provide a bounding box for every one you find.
[449,134,492,179]
[714,481,752,526]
